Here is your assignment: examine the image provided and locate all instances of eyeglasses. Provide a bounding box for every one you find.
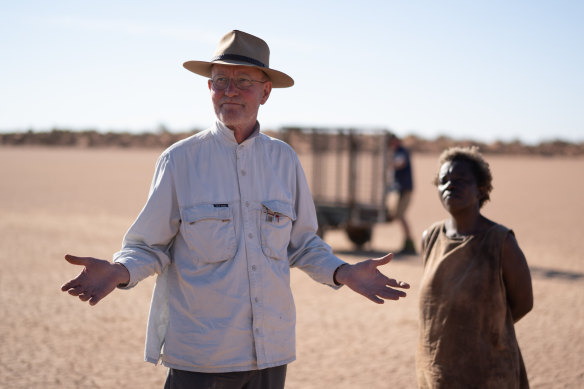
[210,76,266,91]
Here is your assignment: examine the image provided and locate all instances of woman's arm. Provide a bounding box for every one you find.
[502,233,534,322]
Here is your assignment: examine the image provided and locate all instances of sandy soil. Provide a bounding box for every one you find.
[0,147,582,388]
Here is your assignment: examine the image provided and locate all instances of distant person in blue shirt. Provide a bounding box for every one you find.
[387,134,416,255]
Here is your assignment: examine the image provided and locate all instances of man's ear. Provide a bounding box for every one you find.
[260,82,272,105]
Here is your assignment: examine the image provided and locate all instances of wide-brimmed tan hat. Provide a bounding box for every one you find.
[183,30,294,88]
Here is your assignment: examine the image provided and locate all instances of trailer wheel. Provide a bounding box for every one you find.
[345,224,372,249]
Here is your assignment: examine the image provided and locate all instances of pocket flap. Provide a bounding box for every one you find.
[262,200,296,221]
[183,204,231,224]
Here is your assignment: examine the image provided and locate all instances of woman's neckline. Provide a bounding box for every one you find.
[442,218,496,240]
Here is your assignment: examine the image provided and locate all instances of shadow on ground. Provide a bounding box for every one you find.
[530,266,584,282]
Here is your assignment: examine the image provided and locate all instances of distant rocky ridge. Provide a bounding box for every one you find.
[1,128,583,156]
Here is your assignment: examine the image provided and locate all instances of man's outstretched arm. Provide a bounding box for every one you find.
[60,254,130,306]
[333,253,410,304]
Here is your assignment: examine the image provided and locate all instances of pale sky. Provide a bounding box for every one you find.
[1,0,583,144]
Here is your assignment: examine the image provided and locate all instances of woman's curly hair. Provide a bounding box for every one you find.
[434,146,493,208]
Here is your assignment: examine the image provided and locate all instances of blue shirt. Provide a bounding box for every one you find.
[393,146,413,192]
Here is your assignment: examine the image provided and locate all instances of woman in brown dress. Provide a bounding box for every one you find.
[416,147,533,388]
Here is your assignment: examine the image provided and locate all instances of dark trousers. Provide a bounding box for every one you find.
[164,365,287,389]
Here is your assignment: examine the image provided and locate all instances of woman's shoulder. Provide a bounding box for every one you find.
[421,220,447,255]
[423,220,446,238]
[483,218,513,238]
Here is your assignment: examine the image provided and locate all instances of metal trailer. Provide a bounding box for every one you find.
[281,128,393,249]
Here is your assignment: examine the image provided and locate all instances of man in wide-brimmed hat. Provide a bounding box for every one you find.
[62,30,409,389]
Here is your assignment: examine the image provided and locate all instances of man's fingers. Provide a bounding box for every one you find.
[372,253,393,267]
[387,278,410,289]
[365,294,385,304]
[78,293,91,302]
[61,255,112,305]
[381,288,407,299]
[64,254,90,266]
[61,280,76,291]
[66,285,85,296]
[69,286,102,305]
[66,286,103,305]
[61,255,88,292]
[368,287,407,302]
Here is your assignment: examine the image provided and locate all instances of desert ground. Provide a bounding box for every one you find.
[0,146,582,388]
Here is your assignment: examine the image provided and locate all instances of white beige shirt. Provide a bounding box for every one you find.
[113,121,345,373]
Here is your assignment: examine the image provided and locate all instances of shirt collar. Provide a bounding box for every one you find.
[215,120,261,145]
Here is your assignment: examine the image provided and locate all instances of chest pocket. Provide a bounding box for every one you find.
[260,200,296,260]
[181,204,237,263]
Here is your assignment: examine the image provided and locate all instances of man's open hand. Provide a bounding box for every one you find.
[60,254,129,306]
[335,253,410,304]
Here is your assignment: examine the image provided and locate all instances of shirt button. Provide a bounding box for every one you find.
[254,297,259,303]
[248,233,253,239]
[245,201,249,207]
[241,170,246,176]
[251,265,257,271]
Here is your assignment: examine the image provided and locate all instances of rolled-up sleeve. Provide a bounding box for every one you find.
[113,152,181,288]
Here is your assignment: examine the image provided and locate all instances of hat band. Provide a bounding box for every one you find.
[211,54,266,68]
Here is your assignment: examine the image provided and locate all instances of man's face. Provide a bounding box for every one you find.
[209,65,272,131]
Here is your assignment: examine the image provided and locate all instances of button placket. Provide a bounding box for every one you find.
[236,140,265,360]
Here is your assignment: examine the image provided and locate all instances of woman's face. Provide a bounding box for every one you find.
[437,159,482,215]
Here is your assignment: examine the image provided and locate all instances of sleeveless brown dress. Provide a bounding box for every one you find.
[416,221,528,388]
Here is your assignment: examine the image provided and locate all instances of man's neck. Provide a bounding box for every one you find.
[228,122,259,144]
